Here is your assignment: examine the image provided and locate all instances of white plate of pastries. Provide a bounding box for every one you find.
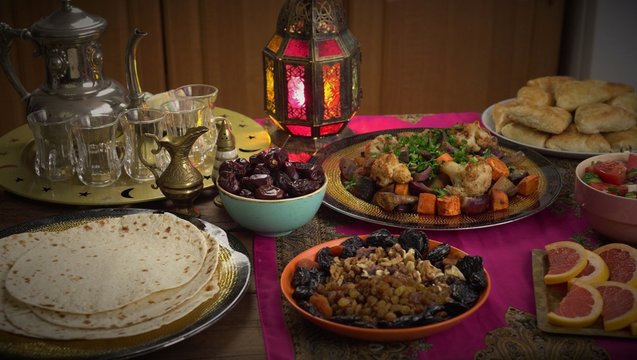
[482,76,637,159]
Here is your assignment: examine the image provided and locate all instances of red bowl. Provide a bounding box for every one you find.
[575,152,637,244]
[280,236,491,342]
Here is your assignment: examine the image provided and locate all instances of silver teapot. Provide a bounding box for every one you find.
[0,0,146,119]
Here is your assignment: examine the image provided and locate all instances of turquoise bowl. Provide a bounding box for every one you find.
[217,178,327,237]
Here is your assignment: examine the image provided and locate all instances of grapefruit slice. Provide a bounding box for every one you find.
[569,250,610,286]
[595,281,637,332]
[594,243,637,288]
[544,241,588,285]
[547,281,603,328]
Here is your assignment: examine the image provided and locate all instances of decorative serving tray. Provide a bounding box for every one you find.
[0,107,270,206]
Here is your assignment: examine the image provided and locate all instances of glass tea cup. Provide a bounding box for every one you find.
[160,98,215,175]
[118,108,169,182]
[26,109,76,182]
[71,114,122,187]
[171,84,220,174]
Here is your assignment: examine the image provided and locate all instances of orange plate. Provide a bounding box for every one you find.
[280,236,491,342]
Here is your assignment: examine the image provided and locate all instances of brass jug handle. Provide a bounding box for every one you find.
[138,133,163,184]
[0,23,36,101]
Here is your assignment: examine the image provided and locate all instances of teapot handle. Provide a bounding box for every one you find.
[0,23,36,101]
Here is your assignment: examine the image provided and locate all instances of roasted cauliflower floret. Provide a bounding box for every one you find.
[453,121,498,152]
[370,153,413,187]
[440,158,492,197]
[363,135,399,157]
[463,159,493,196]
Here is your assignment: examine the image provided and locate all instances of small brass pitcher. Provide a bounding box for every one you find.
[139,126,209,216]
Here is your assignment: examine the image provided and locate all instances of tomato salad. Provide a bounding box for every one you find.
[582,153,637,199]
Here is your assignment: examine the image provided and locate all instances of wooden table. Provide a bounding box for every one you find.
[0,186,267,359]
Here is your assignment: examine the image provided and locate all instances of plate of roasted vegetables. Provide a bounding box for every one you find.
[312,122,561,230]
[281,228,491,341]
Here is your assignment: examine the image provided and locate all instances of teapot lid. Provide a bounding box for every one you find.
[30,0,106,39]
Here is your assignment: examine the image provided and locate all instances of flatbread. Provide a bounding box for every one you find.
[0,231,52,334]
[30,231,219,329]
[4,270,220,340]
[5,213,208,314]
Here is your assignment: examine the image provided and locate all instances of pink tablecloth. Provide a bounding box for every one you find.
[253,114,635,359]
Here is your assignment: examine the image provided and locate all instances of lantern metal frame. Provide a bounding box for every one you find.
[263,0,361,138]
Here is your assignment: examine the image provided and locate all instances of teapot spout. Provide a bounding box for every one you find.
[125,28,148,109]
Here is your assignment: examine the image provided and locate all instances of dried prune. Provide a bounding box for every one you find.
[288,178,321,196]
[427,243,450,269]
[217,171,240,194]
[331,315,376,328]
[456,255,487,291]
[340,235,365,258]
[255,184,284,199]
[298,300,324,318]
[365,229,396,248]
[450,280,480,307]
[398,229,428,259]
[241,173,273,192]
[293,286,314,300]
[316,247,333,272]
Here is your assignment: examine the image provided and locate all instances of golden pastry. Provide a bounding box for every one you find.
[516,86,553,107]
[545,124,611,152]
[603,126,637,152]
[500,122,549,148]
[506,103,572,134]
[608,92,637,116]
[574,103,636,134]
[555,80,633,111]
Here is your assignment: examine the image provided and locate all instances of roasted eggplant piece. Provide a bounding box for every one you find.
[460,195,490,215]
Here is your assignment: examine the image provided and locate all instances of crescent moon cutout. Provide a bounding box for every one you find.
[121,188,135,199]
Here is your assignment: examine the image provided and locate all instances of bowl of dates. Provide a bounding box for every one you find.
[281,229,491,341]
[217,147,327,237]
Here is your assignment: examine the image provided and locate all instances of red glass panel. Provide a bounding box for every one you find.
[286,64,307,120]
[319,123,344,136]
[284,39,309,58]
[318,39,342,57]
[322,63,341,119]
[286,124,312,137]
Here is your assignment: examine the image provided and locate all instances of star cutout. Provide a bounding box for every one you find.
[248,135,255,139]
[15,177,23,182]
[238,123,246,128]
[79,191,90,197]
[42,187,51,192]
[204,175,211,180]
[10,138,19,143]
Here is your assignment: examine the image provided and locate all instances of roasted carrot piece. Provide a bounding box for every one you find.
[309,294,333,317]
[394,183,410,196]
[436,195,461,216]
[485,156,510,181]
[435,153,454,164]
[517,174,539,196]
[490,188,509,211]
[416,192,437,215]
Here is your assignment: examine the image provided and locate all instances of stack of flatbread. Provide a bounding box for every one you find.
[492,76,637,153]
[0,212,221,340]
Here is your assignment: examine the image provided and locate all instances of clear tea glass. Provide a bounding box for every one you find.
[26,109,76,182]
[172,84,220,175]
[119,108,169,182]
[161,98,216,175]
[71,114,122,187]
